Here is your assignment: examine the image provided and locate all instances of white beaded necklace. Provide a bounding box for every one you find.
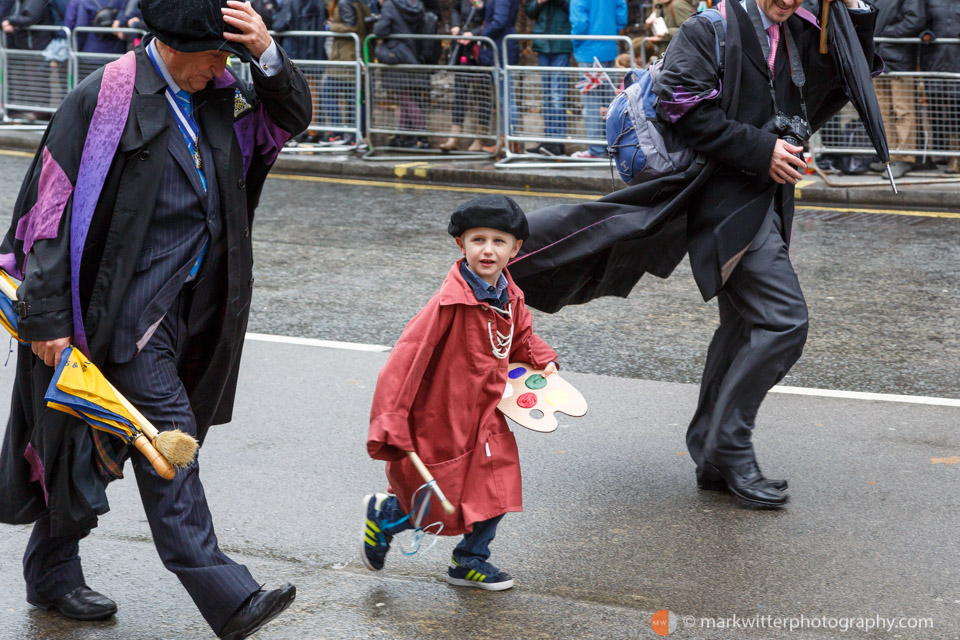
[487,303,513,360]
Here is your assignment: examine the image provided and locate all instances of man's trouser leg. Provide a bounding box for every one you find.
[105,289,259,634]
[687,209,809,469]
[23,513,89,604]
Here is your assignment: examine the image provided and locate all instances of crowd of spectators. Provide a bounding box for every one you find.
[0,0,957,169]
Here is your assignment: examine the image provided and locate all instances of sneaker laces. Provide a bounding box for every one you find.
[455,558,503,578]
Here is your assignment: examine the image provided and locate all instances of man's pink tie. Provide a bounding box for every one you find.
[767,24,781,75]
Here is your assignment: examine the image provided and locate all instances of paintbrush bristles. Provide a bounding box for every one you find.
[154,429,198,469]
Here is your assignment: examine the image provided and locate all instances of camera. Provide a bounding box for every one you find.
[764,112,811,159]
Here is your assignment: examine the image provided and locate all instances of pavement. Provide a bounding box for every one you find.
[0,338,957,640]
[1,128,959,210]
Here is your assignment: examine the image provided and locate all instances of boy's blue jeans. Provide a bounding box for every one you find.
[379,495,505,568]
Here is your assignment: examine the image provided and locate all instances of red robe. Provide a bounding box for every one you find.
[367,260,558,536]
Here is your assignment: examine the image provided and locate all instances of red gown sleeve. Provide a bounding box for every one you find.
[367,301,454,462]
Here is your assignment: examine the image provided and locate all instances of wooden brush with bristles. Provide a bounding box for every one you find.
[105,379,199,469]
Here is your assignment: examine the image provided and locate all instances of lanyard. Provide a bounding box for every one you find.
[146,41,206,186]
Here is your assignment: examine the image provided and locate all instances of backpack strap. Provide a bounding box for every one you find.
[699,8,727,75]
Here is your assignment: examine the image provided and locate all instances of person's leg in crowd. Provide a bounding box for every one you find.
[441,71,471,150]
[890,75,917,165]
[321,74,343,137]
[579,59,614,158]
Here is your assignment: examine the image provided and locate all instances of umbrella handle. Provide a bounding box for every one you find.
[133,434,175,480]
[104,378,160,440]
[819,0,831,54]
[406,451,456,515]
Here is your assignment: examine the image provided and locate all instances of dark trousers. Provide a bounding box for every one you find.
[23,286,259,634]
[379,495,504,567]
[686,207,809,469]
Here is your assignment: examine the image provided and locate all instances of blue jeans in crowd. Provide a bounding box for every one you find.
[537,52,570,139]
[379,495,505,567]
[581,59,615,157]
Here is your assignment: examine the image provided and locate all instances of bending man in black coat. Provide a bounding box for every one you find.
[652,0,878,507]
[0,1,311,637]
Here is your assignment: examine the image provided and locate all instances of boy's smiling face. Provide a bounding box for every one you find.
[456,227,523,287]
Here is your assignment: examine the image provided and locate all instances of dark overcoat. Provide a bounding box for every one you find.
[509,1,879,312]
[0,41,312,536]
[654,0,879,300]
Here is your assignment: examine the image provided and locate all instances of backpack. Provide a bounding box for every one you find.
[417,10,442,64]
[605,9,726,186]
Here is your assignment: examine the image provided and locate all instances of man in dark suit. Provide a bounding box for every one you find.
[0,1,311,637]
[652,0,878,507]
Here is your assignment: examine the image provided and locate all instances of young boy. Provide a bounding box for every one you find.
[363,194,559,591]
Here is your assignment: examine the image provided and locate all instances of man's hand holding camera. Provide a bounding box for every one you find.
[769,139,806,185]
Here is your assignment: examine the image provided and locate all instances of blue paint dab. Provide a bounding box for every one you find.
[508,367,527,379]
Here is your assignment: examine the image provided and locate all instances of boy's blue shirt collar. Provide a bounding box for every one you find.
[459,262,509,308]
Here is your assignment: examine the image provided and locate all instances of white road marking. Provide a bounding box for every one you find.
[245,332,390,352]
[770,385,960,407]
[244,333,960,407]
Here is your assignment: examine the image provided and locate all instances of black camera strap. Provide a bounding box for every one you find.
[745,0,810,125]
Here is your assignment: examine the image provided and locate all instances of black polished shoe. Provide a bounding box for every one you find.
[28,585,117,621]
[704,461,788,507]
[219,583,296,640]
[697,465,788,492]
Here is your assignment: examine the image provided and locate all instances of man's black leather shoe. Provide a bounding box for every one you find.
[697,465,788,492]
[27,585,117,621]
[219,583,296,640]
[703,462,788,507]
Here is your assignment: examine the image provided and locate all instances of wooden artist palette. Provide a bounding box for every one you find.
[497,362,587,433]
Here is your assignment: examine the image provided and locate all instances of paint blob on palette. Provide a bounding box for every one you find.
[497,362,587,433]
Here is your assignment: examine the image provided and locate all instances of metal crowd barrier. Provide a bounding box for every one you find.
[363,34,500,160]
[276,31,363,153]
[811,38,960,165]
[497,34,635,169]
[1,25,71,126]
[71,26,145,86]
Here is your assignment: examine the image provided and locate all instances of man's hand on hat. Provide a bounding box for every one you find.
[222,0,272,60]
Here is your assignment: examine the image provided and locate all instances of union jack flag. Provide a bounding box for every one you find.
[575,71,605,94]
[576,58,617,94]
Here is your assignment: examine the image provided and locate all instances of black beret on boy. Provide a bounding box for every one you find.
[448,195,530,241]
[141,0,252,62]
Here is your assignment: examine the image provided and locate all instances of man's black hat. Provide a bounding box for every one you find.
[448,195,530,241]
[141,0,251,62]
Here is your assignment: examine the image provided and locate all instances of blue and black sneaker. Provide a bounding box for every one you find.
[361,493,391,571]
[447,556,514,591]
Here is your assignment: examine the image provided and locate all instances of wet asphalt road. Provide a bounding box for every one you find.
[0,153,957,398]
[252,169,959,399]
[0,152,958,640]
[0,341,957,640]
